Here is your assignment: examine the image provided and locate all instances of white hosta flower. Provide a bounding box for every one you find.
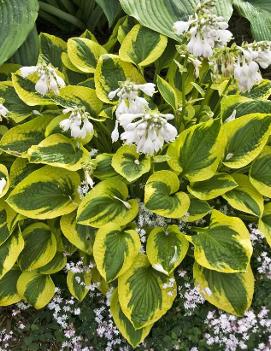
[115,96,148,118]
[234,60,262,92]
[0,104,9,121]
[20,64,65,95]
[173,20,190,35]
[0,178,6,195]
[187,35,213,58]
[256,50,271,69]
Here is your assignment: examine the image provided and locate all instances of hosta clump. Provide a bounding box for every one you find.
[1,1,271,348]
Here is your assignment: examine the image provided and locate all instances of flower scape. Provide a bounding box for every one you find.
[0,0,271,349]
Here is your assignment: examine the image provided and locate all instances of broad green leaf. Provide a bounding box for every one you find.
[11,26,39,66]
[7,166,80,220]
[28,134,90,171]
[118,254,177,329]
[223,174,264,217]
[77,178,139,228]
[249,146,271,197]
[146,225,189,275]
[144,170,190,219]
[96,0,122,27]
[0,115,53,157]
[18,223,57,271]
[0,230,24,279]
[17,271,55,309]
[9,158,40,189]
[188,173,238,201]
[258,203,271,247]
[112,144,151,182]
[156,75,178,110]
[119,24,167,66]
[95,54,145,103]
[185,198,212,222]
[40,33,67,69]
[168,120,224,181]
[193,263,254,316]
[0,201,13,246]
[62,52,83,73]
[67,270,91,302]
[223,113,271,169]
[37,252,67,275]
[0,164,9,198]
[67,38,107,74]
[0,0,39,65]
[0,268,21,306]
[188,210,252,273]
[93,153,118,180]
[93,223,141,282]
[60,211,96,255]
[110,289,153,348]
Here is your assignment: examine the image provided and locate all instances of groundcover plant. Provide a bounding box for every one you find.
[0,0,271,348]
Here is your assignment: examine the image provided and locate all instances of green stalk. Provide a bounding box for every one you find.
[178,55,189,130]
[212,78,232,116]
[59,0,76,13]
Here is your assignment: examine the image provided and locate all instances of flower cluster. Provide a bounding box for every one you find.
[60,106,94,139]
[257,251,271,279]
[110,81,177,155]
[20,63,65,95]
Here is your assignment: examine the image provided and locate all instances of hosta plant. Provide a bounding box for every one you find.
[1,0,271,347]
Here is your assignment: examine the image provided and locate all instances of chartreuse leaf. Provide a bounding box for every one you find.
[18,223,57,271]
[93,223,141,282]
[244,80,271,100]
[258,203,271,247]
[144,170,190,219]
[40,33,67,69]
[0,115,53,157]
[110,289,153,348]
[67,270,91,301]
[67,38,107,73]
[0,230,24,279]
[0,201,13,246]
[0,164,9,198]
[77,178,139,228]
[17,271,55,309]
[0,268,21,306]
[112,145,151,182]
[146,225,189,275]
[0,81,33,123]
[27,134,90,171]
[249,146,271,197]
[60,211,96,255]
[119,24,167,67]
[156,75,178,110]
[62,52,83,73]
[118,254,177,329]
[223,174,264,217]
[223,114,271,169]
[185,198,212,222]
[95,54,145,103]
[93,154,118,180]
[37,252,67,275]
[168,120,224,181]
[7,166,80,220]
[188,173,238,201]
[9,158,40,189]
[188,210,252,273]
[193,263,254,316]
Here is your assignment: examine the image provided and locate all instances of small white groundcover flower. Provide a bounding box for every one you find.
[59,106,93,139]
[0,178,7,195]
[20,64,65,95]
[173,0,232,58]
[0,104,9,121]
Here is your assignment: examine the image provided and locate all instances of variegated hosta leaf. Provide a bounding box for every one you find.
[119,24,167,67]
[40,33,67,69]
[7,166,80,220]
[249,146,271,197]
[18,223,57,271]
[0,201,13,245]
[37,252,67,275]
[167,120,224,182]
[118,254,177,329]
[185,198,212,222]
[222,174,264,217]
[188,210,253,273]
[258,203,271,247]
[144,170,190,219]
[28,134,90,171]
[0,268,21,306]
[188,173,238,201]
[0,164,9,198]
[9,158,40,189]
[112,145,151,182]
[93,153,118,180]
[110,289,153,348]
[243,80,271,100]
[95,54,145,103]
[93,223,141,282]
[0,115,53,157]
[67,38,107,73]
[156,75,178,110]
[0,230,24,279]
[0,81,33,123]
[146,225,189,275]
[60,211,96,255]
[67,270,91,302]
[77,178,139,228]
[223,113,271,169]
[17,271,55,309]
[193,263,254,316]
